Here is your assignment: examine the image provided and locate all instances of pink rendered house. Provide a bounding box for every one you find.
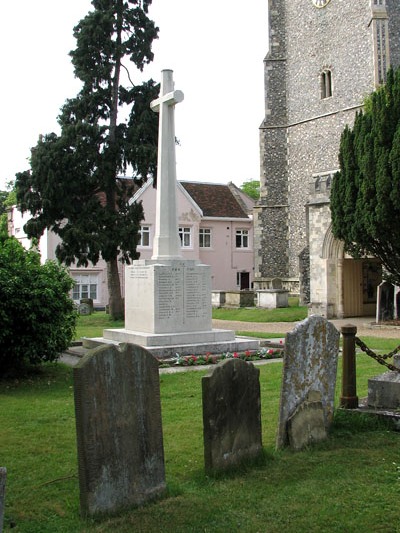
[8,180,255,308]
[134,179,255,291]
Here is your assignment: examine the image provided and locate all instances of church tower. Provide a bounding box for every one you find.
[254,0,400,317]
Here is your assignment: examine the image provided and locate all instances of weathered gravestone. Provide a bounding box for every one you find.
[80,298,94,314]
[0,468,6,533]
[73,343,166,517]
[276,316,340,450]
[377,281,395,322]
[368,354,400,409]
[202,358,262,474]
[78,303,91,316]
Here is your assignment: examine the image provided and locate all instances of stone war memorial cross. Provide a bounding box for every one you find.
[102,69,258,357]
[150,69,184,260]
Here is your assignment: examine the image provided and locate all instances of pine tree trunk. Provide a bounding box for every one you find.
[105,0,124,322]
[107,259,124,320]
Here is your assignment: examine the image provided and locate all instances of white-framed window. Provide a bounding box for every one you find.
[179,226,192,248]
[236,229,249,248]
[139,225,150,247]
[72,274,98,302]
[199,228,212,248]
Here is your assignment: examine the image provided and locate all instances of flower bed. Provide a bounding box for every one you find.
[158,346,284,368]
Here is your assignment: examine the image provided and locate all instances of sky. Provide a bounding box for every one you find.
[0,1,269,191]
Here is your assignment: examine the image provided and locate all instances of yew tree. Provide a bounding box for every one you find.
[330,67,400,285]
[15,0,159,319]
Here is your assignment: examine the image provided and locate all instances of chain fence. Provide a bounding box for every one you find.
[355,337,400,372]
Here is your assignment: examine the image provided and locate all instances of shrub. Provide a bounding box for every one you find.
[0,237,77,376]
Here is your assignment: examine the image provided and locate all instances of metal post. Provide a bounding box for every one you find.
[340,325,359,409]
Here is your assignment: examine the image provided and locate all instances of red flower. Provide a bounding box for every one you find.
[233,352,239,358]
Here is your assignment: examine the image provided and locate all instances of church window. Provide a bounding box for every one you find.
[236,229,249,248]
[72,274,98,302]
[179,226,192,248]
[312,172,336,194]
[139,225,150,247]
[199,228,212,248]
[320,69,332,99]
[326,175,332,190]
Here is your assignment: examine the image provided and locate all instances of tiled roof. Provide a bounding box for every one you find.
[180,182,251,218]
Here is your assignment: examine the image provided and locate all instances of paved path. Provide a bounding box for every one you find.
[212,317,400,339]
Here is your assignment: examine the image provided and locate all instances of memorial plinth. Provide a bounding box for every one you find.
[126,259,212,334]
[103,258,259,357]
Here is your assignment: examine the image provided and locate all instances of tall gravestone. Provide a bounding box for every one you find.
[102,70,258,356]
[202,358,262,474]
[73,344,166,517]
[276,316,340,450]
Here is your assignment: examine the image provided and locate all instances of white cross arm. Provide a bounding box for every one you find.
[150,90,184,113]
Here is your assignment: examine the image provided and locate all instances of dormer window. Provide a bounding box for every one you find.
[321,69,332,99]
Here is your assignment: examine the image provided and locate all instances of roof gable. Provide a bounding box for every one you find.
[180,182,252,218]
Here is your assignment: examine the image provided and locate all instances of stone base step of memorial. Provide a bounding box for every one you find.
[342,398,400,429]
[103,327,237,347]
[82,334,260,359]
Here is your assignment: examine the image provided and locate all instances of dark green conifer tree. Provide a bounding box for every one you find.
[16,0,159,319]
[331,67,400,285]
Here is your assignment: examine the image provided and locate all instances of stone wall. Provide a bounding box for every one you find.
[256,0,400,315]
[254,0,289,282]
[388,0,400,67]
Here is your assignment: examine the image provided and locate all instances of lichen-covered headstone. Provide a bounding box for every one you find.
[276,316,339,450]
[78,303,91,316]
[73,343,166,517]
[0,467,6,532]
[287,390,327,451]
[202,358,262,474]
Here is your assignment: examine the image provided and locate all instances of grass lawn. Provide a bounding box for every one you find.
[74,313,124,340]
[212,297,307,323]
[1,354,400,532]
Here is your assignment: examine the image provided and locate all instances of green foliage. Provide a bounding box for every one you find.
[0,184,16,239]
[0,193,8,239]
[0,190,8,216]
[240,179,260,200]
[0,238,77,376]
[331,67,400,283]
[15,0,159,319]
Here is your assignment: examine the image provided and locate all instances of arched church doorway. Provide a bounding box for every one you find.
[322,226,381,318]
